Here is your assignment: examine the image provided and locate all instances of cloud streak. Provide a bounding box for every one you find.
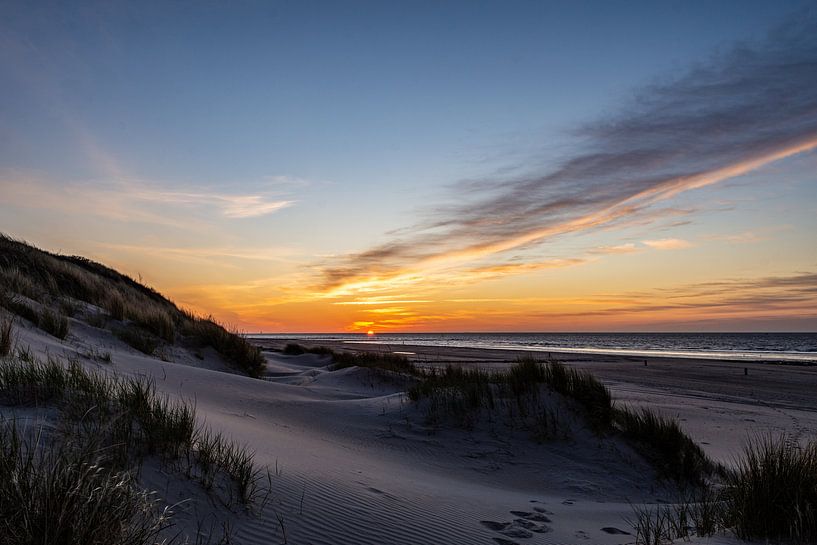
[549,272,817,321]
[589,243,640,255]
[319,16,817,293]
[0,174,294,225]
[642,238,693,250]
[126,186,294,219]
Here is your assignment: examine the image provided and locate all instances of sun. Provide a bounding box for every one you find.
[367,330,375,336]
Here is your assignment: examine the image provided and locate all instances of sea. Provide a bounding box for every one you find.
[249,332,817,363]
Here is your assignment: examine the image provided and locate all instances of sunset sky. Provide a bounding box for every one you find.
[1,1,816,332]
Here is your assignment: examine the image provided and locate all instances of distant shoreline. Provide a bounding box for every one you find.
[249,333,817,365]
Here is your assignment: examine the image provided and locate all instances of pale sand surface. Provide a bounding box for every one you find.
[6,321,817,544]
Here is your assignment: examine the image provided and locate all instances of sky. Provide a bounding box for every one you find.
[1,0,816,333]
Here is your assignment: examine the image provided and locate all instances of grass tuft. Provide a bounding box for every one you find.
[408,357,612,432]
[539,358,613,430]
[0,295,40,326]
[115,326,160,355]
[616,407,713,486]
[330,350,417,374]
[39,307,70,339]
[282,343,334,357]
[0,317,13,357]
[183,316,266,377]
[628,434,817,544]
[0,422,172,545]
[0,354,269,511]
[282,343,306,355]
[724,434,817,543]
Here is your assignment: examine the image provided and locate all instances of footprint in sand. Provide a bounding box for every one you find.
[601,527,631,535]
[532,506,554,515]
[511,510,552,523]
[502,528,534,539]
[513,519,542,532]
[480,509,553,541]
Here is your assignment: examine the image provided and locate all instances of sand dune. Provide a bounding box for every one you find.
[7,317,815,544]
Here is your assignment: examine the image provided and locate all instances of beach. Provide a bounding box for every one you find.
[4,307,817,544]
[255,337,817,464]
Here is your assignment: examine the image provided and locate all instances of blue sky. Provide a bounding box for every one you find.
[1,1,816,331]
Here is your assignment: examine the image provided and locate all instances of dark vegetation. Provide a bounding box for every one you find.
[0,351,271,544]
[403,356,613,432]
[402,355,718,486]
[183,316,266,377]
[114,325,161,355]
[0,422,171,545]
[406,358,577,439]
[616,406,714,486]
[38,307,70,339]
[630,434,817,545]
[283,342,416,374]
[725,434,817,543]
[330,349,417,374]
[0,317,12,357]
[0,234,264,376]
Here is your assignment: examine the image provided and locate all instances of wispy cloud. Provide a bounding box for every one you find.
[641,238,693,250]
[126,186,294,219]
[705,232,765,244]
[464,258,588,280]
[318,16,817,293]
[96,242,299,264]
[0,174,294,225]
[589,243,641,255]
[534,272,817,325]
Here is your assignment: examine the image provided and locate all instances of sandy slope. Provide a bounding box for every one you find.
[8,323,814,544]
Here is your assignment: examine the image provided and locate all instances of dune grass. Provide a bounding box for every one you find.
[536,357,613,430]
[115,325,162,356]
[407,357,612,431]
[402,355,723,487]
[0,353,267,510]
[724,434,817,543]
[628,490,723,545]
[282,343,312,355]
[284,347,608,438]
[39,307,70,339]
[283,343,335,357]
[0,234,266,377]
[0,422,172,545]
[0,295,40,326]
[183,316,266,377]
[616,406,714,486]
[283,342,417,378]
[630,434,817,544]
[330,350,417,374]
[0,317,12,357]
